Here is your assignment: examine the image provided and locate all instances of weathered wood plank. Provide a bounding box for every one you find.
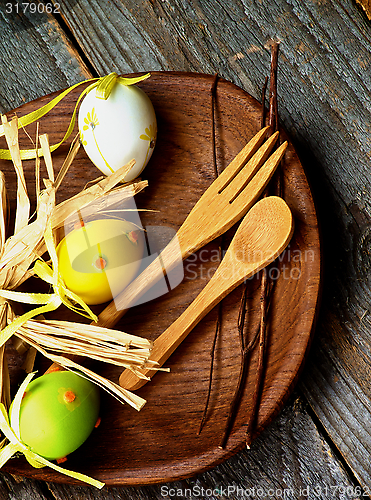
[0,0,369,497]
[0,395,362,499]
[51,0,192,75]
[0,2,91,113]
[299,158,371,489]
[54,0,371,490]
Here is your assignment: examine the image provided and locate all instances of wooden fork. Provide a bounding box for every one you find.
[95,126,288,330]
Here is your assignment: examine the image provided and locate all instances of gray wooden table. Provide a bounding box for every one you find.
[1,0,371,498]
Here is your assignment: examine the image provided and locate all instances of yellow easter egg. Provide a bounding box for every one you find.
[57,219,144,305]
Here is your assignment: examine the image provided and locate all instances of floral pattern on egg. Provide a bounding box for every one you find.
[139,122,157,168]
[78,82,157,181]
[83,108,99,131]
[79,132,87,146]
[81,107,114,174]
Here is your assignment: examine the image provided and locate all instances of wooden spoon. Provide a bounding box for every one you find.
[119,196,294,391]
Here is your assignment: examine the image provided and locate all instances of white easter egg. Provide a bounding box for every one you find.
[78,81,157,180]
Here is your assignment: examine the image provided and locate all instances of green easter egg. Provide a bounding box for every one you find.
[13,371,100,460]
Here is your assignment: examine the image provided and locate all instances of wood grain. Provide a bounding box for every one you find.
[0,2,91,114]
[0,72,320,486]
[1,0,371,496]
[0,394,362,499]
[354,0,371,19]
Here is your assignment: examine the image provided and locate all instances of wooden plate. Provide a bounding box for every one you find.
[0,72,321,486]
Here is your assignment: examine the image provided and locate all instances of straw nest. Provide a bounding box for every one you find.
[0,114,157,413]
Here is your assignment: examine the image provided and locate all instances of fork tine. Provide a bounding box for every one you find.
[229,141,288,205]
[219,131,280,201]
[209,126,271,194]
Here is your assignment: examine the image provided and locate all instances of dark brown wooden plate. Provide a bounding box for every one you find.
[0,72,321,486]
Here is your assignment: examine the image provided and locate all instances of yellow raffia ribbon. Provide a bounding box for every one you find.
[0,290,62,349]
[0,372,105,489]
[0,221,97,348]
[33,260,98,320]
[95,72,151,99]
[0,72,151,161]
[38,219,98,321]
